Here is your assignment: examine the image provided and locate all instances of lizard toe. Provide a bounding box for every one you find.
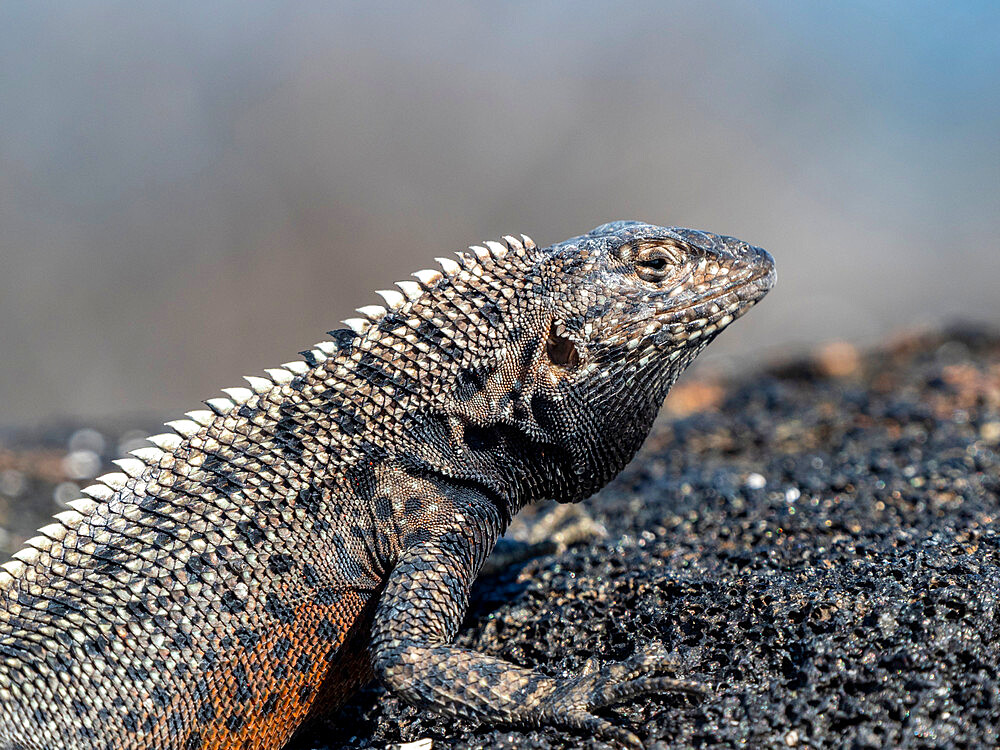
[591,674,708,708]
[557,711,644,750]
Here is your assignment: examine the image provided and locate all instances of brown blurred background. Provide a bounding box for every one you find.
[2,2,999,427]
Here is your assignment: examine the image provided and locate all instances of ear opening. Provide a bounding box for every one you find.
[546,320,581,370]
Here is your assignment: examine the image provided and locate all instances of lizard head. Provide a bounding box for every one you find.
[533,220,775,500]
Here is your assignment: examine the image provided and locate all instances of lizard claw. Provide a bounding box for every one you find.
[539,645,707,748]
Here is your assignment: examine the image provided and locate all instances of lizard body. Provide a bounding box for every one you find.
[0,221,774,749]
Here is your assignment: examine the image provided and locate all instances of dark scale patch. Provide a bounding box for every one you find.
[585,299,612,318]
[296,652,313,673]
[317,388,340,415]
[151,685,171,707]
[274,414,305,458]
[356,351,397,389]
[44,596,76,618]
[84,635,108,656]
[167,711,186,737]
[300,349,319,366]
[378,311,405,332]
[196,701,216,723]
[46,650,73,675]
[91,544,128,574]
[262,692,280,716]
[185,553,211,581]
[326,328,356,354]
[315,617,338,642]
[334,405,365,437]
[235,627,261,650]
[416,318,446,346]
[480,667,504,688]
[356,439,387,462]
[0,639,35,659]
[236,519,266,547]
[531,393,561,434]
[225,713,245,732]
[298,684,315,702]
[139,495,168,512]
[404,411,453,459]
[456,366,487,402]
[31,707,48,725]
[201,451,244,494]
[124,663,151,683]
[184,733,203,750]
[403,528,432,548]
[122,711,139,732]
[264,593,297,624]
[372,495,393,523]
[329,532,349,559]
[194,677,212,701]
[237,403,259,419]
[301,563,322,588]
[271,636,292,661]
[478,296,504,327]
[465,424,499,452]
[232,662,253,703]
[220,590,246,614]
[404,496,427,515]
[224,554,247,577]
[268,553,295,574]
[71,700,88,718]
[314,587,341,607]
[296,486,330,531]
[200,647,218,670]
[348,525,368,546]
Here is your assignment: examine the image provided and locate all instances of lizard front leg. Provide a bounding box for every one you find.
[370,519,704,749]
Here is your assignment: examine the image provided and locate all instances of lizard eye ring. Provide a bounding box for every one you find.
[635,246,672,283]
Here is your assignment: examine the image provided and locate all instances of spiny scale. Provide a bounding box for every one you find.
[0,232,533,591]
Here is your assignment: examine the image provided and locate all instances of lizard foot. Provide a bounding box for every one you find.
[482,503,608,577]
[538,645,706,749]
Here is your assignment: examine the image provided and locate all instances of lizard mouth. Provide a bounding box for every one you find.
[672,268,774,312]
[655,265,775,325]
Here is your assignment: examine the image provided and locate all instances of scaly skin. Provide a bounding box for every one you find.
[0,221,774,749]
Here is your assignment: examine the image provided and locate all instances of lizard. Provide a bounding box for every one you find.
[0,221,774,750]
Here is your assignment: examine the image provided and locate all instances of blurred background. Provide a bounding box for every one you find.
[2,1,999,427]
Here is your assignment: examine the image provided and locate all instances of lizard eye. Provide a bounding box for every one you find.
[634,248,672,282]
